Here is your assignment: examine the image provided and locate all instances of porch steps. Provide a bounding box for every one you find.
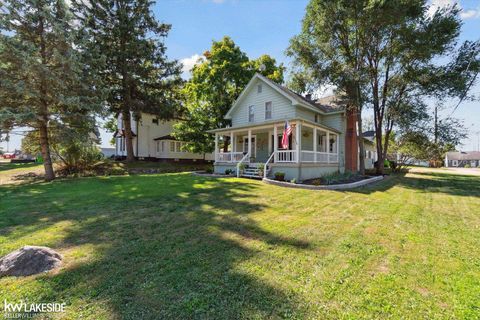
[241,166,263,179]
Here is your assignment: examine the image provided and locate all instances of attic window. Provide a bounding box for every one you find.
[257,84,262,93]
[248,105,254,122]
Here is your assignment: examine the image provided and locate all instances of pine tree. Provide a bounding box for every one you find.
[0,0,104,181]
[73,0,182,162]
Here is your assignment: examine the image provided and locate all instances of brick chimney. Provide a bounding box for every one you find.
[345,107,358,172]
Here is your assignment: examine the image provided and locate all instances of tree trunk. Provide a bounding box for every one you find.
[37,15,55,181]
[38,120,55,181]
[122,110,135,162]
[374,113,384,175]
[357,110,366,175]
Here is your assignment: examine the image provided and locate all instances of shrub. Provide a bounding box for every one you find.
[205,167,213,174]
[291,178,297,184]
[274,172,285,181]
[257,163,264,176]
[225,169,234,175]
[465,163,471,168]
[238,163,246,172]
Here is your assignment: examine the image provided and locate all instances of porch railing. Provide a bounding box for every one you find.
[300,151,338,163]
[276,150,297,163]
[216,151,244,163]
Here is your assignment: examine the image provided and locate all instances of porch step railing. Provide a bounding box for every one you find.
[236,152,250,178]
[263,152,275,179]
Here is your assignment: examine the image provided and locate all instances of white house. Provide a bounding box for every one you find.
[114,112,214,162]
[209,73,369,181]
[445,151,480,168]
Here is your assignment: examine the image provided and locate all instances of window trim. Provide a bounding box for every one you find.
[248,105,255,122]
[264,101,272,120]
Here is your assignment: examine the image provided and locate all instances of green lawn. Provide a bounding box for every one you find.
[1,169,479,319]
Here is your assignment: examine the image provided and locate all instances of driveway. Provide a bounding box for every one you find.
[410,166,480,176]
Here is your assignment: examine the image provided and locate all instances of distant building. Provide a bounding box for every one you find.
[445,151,480,168]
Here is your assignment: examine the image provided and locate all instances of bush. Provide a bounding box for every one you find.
[238,163,246,172]
[58,143,104,174]
[225,169,234,175]
[464,163,471,168]
[205,167,213,174]
[290,178,297,184]
[274,172,285,181]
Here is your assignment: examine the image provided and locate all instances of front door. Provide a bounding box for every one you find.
[243,136,256,158]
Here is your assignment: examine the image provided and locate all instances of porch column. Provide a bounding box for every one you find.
[214,133,218,162]
[313,127,317,163]
[296,121,301,163]
[230,131,234,162]
[326,131,330,164]
[248,129,252,158]
[273,125,278,162]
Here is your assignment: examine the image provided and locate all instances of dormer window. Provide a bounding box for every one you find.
[248,105,254,122]
[257,84,262,93]
[265,101,272,120]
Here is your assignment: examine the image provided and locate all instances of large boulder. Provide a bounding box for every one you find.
[0,246,62,277]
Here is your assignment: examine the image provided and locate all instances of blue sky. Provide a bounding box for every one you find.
[1,0,479,151]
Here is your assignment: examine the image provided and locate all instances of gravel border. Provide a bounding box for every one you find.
[263,175,384,190]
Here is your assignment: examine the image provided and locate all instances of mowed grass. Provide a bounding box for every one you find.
[0,169,479,319]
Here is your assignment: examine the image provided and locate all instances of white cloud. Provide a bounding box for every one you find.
[180,54,204,78]
[460,8,480,19]
[427,0,480,20]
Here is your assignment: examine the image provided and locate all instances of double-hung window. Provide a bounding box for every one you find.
[265,102,272,120]
[248,105,254,122]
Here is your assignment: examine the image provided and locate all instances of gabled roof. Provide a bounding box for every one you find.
[446,151,480,160]
[224,73,345,119]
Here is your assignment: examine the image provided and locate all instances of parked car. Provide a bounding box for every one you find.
[3,152,15,159]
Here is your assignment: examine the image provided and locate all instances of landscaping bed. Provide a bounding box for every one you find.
[303,173,373,186]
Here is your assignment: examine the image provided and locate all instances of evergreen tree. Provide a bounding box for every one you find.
[73,0,182,162]
[174,36,285,153]
[0,0,103,181]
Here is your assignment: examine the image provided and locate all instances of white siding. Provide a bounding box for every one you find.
[230,79,295,126]
[115,112,213,160]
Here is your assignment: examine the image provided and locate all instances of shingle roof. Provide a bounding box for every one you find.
[153,135,177,141]
[446,151,480,160]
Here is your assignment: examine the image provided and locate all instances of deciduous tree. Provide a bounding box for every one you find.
[174,37,285,153]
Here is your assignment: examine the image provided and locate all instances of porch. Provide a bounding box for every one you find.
[212,119,341,179]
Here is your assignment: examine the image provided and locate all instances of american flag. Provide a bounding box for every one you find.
[281,120,292,149]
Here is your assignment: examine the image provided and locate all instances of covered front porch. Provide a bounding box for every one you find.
[212,119,341,180]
